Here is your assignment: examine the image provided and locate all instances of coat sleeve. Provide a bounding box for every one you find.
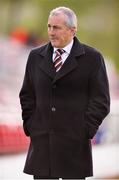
[19,51,36,136]
[85,52,110,139]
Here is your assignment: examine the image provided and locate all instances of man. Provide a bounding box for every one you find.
[19,6,110,179]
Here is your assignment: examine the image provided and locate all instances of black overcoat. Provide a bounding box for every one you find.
[19,37,110,178]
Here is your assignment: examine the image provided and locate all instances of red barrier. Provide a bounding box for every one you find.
[0,125,29,154]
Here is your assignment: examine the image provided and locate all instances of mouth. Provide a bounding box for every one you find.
[50,38,56,41]
[50,37,57,41]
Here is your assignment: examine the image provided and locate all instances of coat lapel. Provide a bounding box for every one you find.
[53,37,85,83]
[37,43,56,79]
[37,37,85,82]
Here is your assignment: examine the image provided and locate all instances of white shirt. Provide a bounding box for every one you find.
[53,39,74,65]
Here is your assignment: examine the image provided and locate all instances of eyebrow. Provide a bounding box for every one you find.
[47,24,59,27]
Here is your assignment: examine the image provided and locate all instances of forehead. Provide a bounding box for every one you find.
[48,14,66,26]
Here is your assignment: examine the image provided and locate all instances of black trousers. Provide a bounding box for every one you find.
[33,175,59,179]
[33,176,85,180]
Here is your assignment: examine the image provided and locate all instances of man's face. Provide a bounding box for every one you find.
[47,13,76,48]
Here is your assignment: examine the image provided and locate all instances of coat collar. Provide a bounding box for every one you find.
[37,37,85,82]
[37,43,55,79]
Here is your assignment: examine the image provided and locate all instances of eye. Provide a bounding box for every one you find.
[53,26,58,29]
[53,26,62,30]
[47,24,51,28]
[47,24,62,31]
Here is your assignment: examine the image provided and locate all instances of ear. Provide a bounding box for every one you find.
[71,27,77,36]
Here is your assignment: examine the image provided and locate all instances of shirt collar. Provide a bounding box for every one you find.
[53,39,74,54]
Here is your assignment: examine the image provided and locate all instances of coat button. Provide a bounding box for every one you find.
[51,107,56,112]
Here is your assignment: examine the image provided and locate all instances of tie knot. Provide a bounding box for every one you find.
[56,49,65,55]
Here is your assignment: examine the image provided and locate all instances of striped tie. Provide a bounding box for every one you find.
[53,49,65,72]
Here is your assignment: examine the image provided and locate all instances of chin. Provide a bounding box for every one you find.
[51,41,59,48]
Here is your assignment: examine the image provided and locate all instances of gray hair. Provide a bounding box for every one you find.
[49,6,77,30]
